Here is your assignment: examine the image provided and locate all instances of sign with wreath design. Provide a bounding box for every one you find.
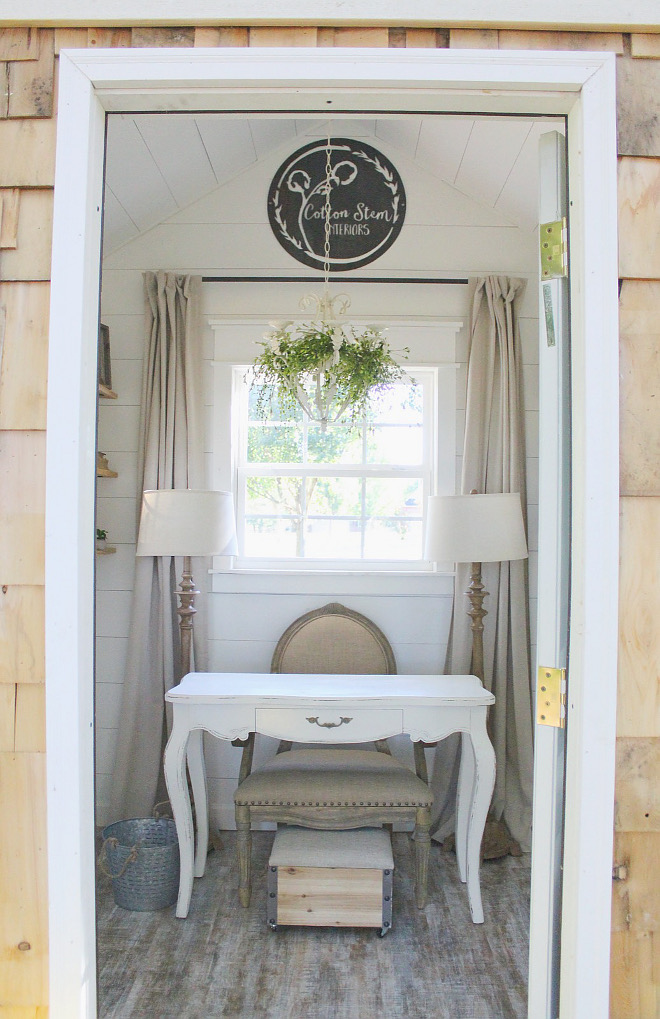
[268,138,406,271]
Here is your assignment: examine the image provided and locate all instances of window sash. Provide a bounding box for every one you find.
[234,367,436,568]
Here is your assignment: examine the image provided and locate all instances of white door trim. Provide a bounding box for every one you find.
[46,47,619,1018]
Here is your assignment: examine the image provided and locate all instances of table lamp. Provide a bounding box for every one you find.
[424,492,528,684]
[136,489,238,676]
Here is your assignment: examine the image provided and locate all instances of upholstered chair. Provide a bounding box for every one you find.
[233,603,434,909]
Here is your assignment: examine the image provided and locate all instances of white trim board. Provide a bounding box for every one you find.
[46,48,619,1019]
[1,1,659,31]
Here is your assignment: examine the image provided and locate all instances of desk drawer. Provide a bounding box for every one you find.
[255,708,403,743]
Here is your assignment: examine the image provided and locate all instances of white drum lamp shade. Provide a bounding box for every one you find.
[136,489,238,558]
[425,493,528,564]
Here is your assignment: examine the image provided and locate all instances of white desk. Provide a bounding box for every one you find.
[164,672,496,922]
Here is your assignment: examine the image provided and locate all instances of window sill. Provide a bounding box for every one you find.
[210,567,455,597]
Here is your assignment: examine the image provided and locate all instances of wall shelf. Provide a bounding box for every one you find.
[96,467,118,478]
[96,546,117,556]
[99,382,118,400]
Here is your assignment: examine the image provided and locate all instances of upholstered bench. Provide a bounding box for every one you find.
[267,826,395,936]
[234,747,433,909]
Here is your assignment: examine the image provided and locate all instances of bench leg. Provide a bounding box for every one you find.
[236,804,252,907]
[414,806,431,909]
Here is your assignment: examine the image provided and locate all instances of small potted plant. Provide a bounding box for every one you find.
[96,528,108,552]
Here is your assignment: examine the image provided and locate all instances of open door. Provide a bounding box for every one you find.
[527,130,571,1018]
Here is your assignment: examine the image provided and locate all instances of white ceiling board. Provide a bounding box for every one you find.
[454,118,533,211]
[105,115,178,232]
[195,118,258,186]
[495,121,565,232]
[101,113,554,260]
[135,115,218,208]
[375,119,422,159]
[404,173,515,228]
[296,118,378,139]
[248,119,299,159]
[414,117,474,185]
[101,186,140,255]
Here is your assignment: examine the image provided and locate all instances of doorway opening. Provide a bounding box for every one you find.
[95,108,559,1018]
[45,47,619,1019]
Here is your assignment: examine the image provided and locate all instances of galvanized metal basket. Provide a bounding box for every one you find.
[99,817,179,911]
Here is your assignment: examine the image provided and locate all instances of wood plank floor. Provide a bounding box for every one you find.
[97,832,530,1019]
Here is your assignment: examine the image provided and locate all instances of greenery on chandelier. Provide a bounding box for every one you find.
[251,319,409,428]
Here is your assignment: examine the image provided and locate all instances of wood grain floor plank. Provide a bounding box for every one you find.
[97,832,530,1018]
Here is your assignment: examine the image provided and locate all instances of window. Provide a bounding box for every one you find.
[233,367,438,569]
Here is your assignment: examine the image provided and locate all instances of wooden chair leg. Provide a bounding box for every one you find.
[414,806,432,909]
[235,804,252,907]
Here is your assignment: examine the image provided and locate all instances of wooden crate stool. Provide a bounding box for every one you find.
[267,827,394,936]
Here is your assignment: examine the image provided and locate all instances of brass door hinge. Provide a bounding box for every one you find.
[540,219,568,279]
[537,667,566,728]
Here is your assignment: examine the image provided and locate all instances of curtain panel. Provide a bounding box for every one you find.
[109,272,204,822]
[431,275,534,851]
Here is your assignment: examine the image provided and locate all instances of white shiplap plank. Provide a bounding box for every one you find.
[96,637,130,686]
[135,114,219,208]
[105,114,178,232]
[522,362,540,411]
[95,726,117,775]
[454,118,533,211]
[195,118,258,187]
[101,274,145,318]
[102,185,139,255]
[95,682,124,732]
[415,116,474,185]
[101,358,142,406]
[97,404,141,453]
[375,118,422,160]
[102,223,537,275]
[96,496,140,544]
[495,121,558,231]
[249,118,299,159]
[207,638,277,673]
[95,451,139,501]
[96,590,134,639]
[94,544,137,591]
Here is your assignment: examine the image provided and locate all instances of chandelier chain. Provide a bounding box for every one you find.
[323,134,332,289]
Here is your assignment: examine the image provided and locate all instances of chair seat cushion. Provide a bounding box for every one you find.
[234,748,433,808]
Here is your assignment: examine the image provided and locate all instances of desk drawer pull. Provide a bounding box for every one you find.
[306,715,353,729]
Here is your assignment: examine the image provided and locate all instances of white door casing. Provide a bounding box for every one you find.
[46,48,619,1018]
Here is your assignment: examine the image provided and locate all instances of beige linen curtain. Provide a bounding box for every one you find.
[431,276,534,851]
[109,272,204,822]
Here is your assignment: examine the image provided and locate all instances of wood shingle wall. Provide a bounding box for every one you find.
[0,21,657,1017]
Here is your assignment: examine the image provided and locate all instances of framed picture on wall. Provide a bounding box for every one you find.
[98,323,112,391]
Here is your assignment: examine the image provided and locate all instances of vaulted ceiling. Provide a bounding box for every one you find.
[103,113,564,256]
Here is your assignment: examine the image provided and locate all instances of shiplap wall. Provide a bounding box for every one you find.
[95,143,541,828]
[1,20,658,1018]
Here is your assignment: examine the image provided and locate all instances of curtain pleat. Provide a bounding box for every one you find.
[109,272,204,822]
[431,276,534,850]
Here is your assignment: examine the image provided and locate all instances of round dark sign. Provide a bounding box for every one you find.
[268,138,406,272]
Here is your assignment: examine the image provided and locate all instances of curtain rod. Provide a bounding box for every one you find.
[201,275,469,285]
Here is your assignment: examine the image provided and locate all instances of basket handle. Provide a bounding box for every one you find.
[97,837,143,880]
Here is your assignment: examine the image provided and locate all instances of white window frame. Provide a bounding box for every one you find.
[233,364,438,571]
[47,47,618,1019]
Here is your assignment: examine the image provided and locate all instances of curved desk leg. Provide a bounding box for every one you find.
[164,719,195,918]
[466,709,496,924]
[186,728,208,878]
[455,730,475,885]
